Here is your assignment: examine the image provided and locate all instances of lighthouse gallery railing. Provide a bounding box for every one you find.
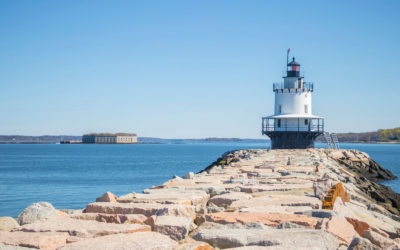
[273,82,313,92]
[262,117,324,134]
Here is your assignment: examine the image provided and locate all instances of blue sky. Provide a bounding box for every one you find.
[1,1,399,138]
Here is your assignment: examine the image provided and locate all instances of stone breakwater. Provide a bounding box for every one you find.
[1,149,400,249]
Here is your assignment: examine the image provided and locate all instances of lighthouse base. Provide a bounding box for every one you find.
[266,132,321,149]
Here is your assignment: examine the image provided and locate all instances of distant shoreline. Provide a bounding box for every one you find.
[1,134,400,145]
[0,141,268,145]
[315,140,400,144]
[338,141,400,144]
[0,136,270,144]
[1,140,400,145]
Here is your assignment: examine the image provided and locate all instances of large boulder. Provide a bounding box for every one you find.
[69,213,147,224]
[313,173,339,200]
[192,222,340,249]
[192,222,274,248]
[362,229,400,249]
[174,239,212,250]
[239,205,313,214]
[153,216,192,241]
[206,212,318,228]
[58,232,178,250]
[335,201,400,237]
[318,216,357,245]
[119,189,209,206]
[0,245,34,250]
[95,192,118,202]
[295,209,340,219]
[208,192,252,208]
[239,183,312,193]
[86,202,162,216]
[155,205,196,219]
[86,202,195,218]
[348,236,382,250]
[346,217,371,236]
[230,195,321,210]
[328,150,346,161]
[0,218,19,231]
[277,222,306,229]
[16,202,59,225]
[0,231,69,250]
[183,172,195,179]
[14,217,150,238]
[207,203,224,213]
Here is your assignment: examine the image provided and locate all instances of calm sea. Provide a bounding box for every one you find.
[0,142,399,217]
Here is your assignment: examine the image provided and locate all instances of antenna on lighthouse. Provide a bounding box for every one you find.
[287,48,290,66]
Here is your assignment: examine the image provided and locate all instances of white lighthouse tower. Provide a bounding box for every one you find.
[262,50,324,149]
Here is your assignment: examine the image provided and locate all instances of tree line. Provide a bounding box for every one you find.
[318,127,400,143]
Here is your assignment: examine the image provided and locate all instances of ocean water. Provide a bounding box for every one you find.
[0,142,399,217]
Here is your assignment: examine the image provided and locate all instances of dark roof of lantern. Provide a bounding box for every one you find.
[287,57,300,66]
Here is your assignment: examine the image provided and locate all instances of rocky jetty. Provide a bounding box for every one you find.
[1,149,400,249]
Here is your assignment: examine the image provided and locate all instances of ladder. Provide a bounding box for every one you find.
[324,132,333,149]
[331,133,340,149]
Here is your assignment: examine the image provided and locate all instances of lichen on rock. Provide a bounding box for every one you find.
[322,182,350,210]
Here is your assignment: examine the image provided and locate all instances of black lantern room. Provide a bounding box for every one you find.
[287,57,300,77]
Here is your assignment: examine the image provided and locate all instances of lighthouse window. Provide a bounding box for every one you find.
[305,119,308,125]
[279,105,282,114]
[304,105,308,113]
[277,119,281,128]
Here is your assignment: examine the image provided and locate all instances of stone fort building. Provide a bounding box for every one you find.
[82,133,137,144]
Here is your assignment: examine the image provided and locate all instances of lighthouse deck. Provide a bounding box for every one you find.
[262,117,324,134]
[273,82,313,92]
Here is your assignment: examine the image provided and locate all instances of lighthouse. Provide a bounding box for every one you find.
[262,50,324,149]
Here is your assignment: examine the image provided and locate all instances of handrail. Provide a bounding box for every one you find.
[263,125,323,130]
[273,82,313,92]
[262,117,324,133]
